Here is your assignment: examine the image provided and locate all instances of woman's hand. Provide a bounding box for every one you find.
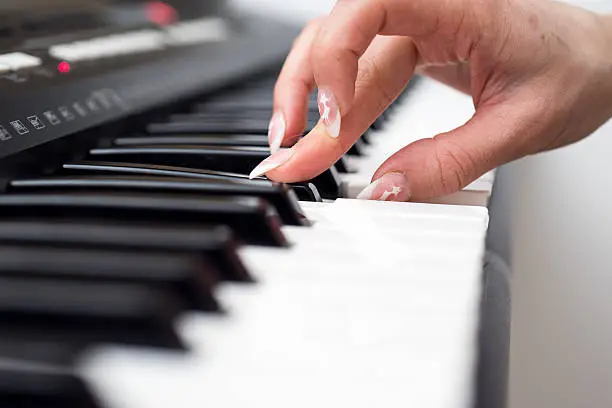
[249,0,612,202]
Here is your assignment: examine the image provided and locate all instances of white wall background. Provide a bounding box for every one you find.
[230,0,612,407]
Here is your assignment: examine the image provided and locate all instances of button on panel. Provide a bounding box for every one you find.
[48,19,231,64]
[165,17,230,46]
[0,53,42,71]
[49,29,166,63]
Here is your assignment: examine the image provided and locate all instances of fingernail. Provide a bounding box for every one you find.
[318,89,341,138]
[357,172,410,201]
[249,148,295,179]
[268,111,286,153]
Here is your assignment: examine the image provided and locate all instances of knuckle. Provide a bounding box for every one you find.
[311,28,346,64]
[292,17,324,48]
[310,30,331,62]
[311,18,367,63]
[355,57,396,106]
[355,57,377,88]
[306,16,326,34]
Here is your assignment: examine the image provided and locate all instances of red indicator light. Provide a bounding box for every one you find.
[145,1,178,26]
[58,61,71,73]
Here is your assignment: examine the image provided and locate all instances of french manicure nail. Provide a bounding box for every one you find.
[248,148,295,179]
[268,111,286,153]
[357,172,410,201]
[318,89,341,138]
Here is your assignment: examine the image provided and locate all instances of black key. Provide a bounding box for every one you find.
[88,145,272,173]
[63,161,322,203]
[0,193,288,247]
[147,117,318,135]
[173,110,322,124]
[333,156,350,174]
[11,176,309,227]
[315,164,342,199]
[170,111,276,122]
[0,220,251,282]
[147,113,319,135]
[0,277,184,349]
[116,134,270,147]
[347,138,367,157]
[0,363,102,408]
[370,115,386,130]
[115,134,359,175]
[360,130,372,145]
[64,161,260,180]
[115,134,357,166]
[291,183,322,202]
[0,339,82,366]
[0,245,219,312]
[146,118,269,135]
[88,146,341,199]
[195,98,319,112]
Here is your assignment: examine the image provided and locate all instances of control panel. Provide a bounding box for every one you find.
[0,14,299,160]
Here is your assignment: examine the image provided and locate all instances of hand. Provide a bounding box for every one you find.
[249,0,612,202]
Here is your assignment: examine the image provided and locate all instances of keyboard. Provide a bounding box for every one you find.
[0,3,510,408]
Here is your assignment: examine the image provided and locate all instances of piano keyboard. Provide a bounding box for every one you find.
[0,5,509,408]
[79,199,489,408]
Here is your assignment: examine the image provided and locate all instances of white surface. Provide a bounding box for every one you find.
[230,0,334,21]
[508,1,612,408]
[0,52,42,70]
[80,199,488,408]
[49,18,230,63]
[49,30,166,62]
[231,0,612,407]
[164,17,230,45]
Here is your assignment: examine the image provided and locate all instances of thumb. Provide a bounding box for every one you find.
[357,101,535,202]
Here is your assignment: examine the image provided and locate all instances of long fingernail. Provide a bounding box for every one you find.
[249,148,295,179]
[357,172,410,201]
[318,89,341,138]
[268,111,286,153]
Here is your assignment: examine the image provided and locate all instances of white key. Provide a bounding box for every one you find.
[81,248,480,408]
[79,195,484,408]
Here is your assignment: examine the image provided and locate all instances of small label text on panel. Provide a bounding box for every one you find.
[10,120,29,135]
[86,97,100,112]
[73,102,88,117]
[43,111,61,126]
[58,107,75,121]
[27,115,46,130]
[0,125,12,141]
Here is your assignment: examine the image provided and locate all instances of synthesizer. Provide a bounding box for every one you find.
[0,2,511,408]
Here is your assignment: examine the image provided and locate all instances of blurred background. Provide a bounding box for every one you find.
[228,1,612,407]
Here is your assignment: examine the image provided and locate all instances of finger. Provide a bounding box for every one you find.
[311,0,477,137]
[250,35,418,181]
[356,96,546,202]
[269,18,323,153]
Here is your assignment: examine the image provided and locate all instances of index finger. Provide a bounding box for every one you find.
[264,35,418,182]
[312,0,475,116]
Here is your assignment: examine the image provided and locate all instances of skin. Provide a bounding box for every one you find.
[262,0,612,202]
